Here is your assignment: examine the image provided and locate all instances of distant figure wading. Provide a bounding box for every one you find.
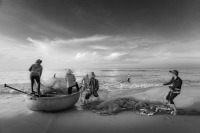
[127,73,131,83]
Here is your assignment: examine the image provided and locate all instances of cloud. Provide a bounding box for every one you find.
[25,35,173,64]
[26,35,148,53]
[26,35,200,61]
[26,35,111,52]
[130,46,138,49]
[104,52,128,60]
[1,34,198,70]
[27,37,46,46]
[89,45,109,50]
[75,52,97,59]
[48,35,109,45]
[2,0,200,70]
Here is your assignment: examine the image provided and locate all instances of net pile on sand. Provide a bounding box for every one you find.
[82,97,170,116]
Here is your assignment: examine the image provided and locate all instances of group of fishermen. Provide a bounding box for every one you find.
[29,59,100,104]
[29,59,182,115]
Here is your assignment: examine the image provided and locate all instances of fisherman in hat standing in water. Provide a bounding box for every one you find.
[65,69,80,94]
[84,72,100,104]
[163,70,182,115]
[29,59,43,95]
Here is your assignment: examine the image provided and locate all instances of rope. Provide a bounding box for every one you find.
[162,87,168,103]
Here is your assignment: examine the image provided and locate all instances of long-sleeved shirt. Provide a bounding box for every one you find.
[89,77,99,92]
[65,74,76,88]
[164,77,182,93]
[29,64,43,77]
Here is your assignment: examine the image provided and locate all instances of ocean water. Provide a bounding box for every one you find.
[0,68,200,94]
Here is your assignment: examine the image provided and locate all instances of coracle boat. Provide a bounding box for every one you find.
[26,91,80,112]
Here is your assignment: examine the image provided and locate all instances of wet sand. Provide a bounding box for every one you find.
[0,86,200,133]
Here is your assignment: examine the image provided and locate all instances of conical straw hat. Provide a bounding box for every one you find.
[66,69,73,74]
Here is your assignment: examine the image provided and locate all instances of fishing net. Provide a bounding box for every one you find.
[82,97,172,116]
[41,77,67,89]
[40,78,57,88]
[39,77,68,93]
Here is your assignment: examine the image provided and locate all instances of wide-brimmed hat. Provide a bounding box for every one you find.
[36,59,42,63]
[169,70,179,76]
[66,69,73,74]
[90,72,96,77]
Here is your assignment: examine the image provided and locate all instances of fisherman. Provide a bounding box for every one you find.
[65,69,80,94]
[84,72,100,104]
[163,70,182,115]
[29,59,43,95]
[81,74,90,103]
[81,74,90,90]
[127,73,131,83]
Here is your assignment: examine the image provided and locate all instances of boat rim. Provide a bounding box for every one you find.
[26,90,81,100]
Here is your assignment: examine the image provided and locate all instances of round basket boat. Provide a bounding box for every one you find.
[26,91,80,112]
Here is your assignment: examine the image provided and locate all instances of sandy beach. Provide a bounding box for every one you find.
[1,0,200,132]
[0,86,200,133]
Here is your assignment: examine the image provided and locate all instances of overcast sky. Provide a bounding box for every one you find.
[1,0,200,71]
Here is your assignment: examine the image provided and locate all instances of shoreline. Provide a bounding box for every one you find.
[0,86,200,133]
